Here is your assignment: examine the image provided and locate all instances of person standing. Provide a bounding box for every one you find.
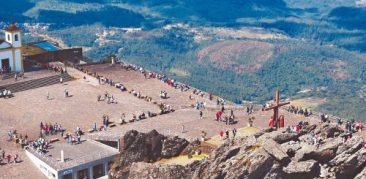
[219,130,224,139]
[232,128,237,139]
[199,111,203,120]
[77,134,81,144]
[13,154,18,163]
[6,154,11,164]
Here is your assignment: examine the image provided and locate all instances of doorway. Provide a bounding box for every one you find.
[1,58,10,72]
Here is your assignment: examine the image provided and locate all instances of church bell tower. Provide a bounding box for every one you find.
[5,22,22,48]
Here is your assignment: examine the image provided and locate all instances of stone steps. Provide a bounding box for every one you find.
[0,73,73,93]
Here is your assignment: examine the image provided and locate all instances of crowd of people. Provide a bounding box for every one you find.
[47,64,67,74]
[40,122,65,137]
[0,148,20,165]
[30,137,49,154]
[287,105,312,117]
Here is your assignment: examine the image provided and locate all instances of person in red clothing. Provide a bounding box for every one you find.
[279,115,285,128]
[219,130,224,139]
[268,116,275,128]
[216,112,220,121]
[6,154,11,164]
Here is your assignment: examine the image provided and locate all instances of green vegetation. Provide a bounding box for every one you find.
[1,0,366,120]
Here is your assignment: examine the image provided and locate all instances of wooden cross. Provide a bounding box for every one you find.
[264,90,290,129]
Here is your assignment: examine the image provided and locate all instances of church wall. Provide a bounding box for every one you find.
[0,50,14,71]
[14,49,22,72]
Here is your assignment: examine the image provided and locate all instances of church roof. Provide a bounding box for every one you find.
[0,39,12,49]
[5,22,20,32]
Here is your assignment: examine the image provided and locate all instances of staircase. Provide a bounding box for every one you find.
[0,73,74,93]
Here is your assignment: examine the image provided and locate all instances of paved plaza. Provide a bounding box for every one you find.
[0,64,315,178]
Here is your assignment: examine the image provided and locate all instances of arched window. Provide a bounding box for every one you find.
[7,34,10,41]
[14,34,18,41]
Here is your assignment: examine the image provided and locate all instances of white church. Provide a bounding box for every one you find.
[0,22,23,73]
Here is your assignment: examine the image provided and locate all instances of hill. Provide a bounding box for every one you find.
[1,0,366,120]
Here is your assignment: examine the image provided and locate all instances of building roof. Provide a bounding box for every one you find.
[5,22,21,32]
[26,140,119,171]
[0,39,12,50]
[33,41,61,52]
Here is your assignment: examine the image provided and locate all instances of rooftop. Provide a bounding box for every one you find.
[33,41,61,52]
[27,140,119,171]
[5,22,20,32]
[0,39,12,49]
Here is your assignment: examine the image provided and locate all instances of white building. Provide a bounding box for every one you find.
[0,22,23,73]
[26,140,119,179]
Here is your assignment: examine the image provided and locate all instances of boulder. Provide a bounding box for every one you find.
[191,144,275,179]
[246,149,275,179]
[324,126,344,138]
[161,136,189,158]
[261,138,290,164]
[283,160,320,179]
[120,130,166,166]
[336,136,363,155]
[269,131,299,144]
[281,141,302,157]
[314,124,343,138]
[128,162,192,179]
[296,138,343,163]
[264,162,286,179]
[332,148,366,178]
[355,166,366,179]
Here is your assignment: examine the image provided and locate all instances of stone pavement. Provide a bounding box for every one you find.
[0,64,316,178]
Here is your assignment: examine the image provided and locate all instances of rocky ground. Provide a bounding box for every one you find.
[110,124,366,179]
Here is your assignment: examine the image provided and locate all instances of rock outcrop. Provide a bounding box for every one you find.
[110,130,188,178]
[110,123,366,179]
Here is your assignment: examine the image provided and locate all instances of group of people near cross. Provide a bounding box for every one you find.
[287,105,312,117]
[286,120,308,134]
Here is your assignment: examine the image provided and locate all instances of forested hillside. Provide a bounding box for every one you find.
[1,0,366,120]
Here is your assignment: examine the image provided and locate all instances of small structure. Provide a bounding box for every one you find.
[22,41,82,68]
[264,90,290,129]
[25,140,119,179]
[0,22,24,72]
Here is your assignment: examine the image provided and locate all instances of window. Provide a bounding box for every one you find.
[14,34,18,41]
[7,34,10,41]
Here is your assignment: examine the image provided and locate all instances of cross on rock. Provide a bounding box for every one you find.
[264,90,290,129]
